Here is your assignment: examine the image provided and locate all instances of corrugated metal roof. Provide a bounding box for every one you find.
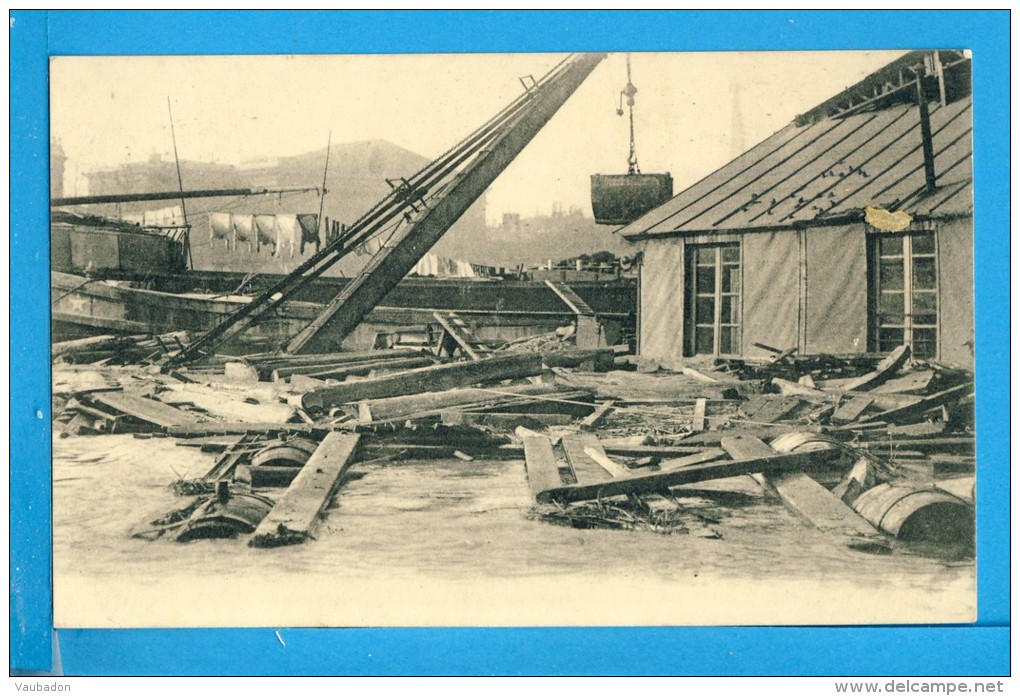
[618,93,972,239]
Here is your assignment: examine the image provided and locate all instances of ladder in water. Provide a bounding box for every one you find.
[544,280,605,350]
[430,311,494,361]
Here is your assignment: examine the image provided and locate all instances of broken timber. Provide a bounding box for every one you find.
[579,400,615,431]
[250,432,361,547]
[536,447,839,504]
[720,435,889,553]
[522,434,564,500]
[302,353,544,411]
[839,344,910,393]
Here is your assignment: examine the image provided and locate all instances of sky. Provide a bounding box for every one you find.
[50,51,905,224]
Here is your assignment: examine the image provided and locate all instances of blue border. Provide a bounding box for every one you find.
[10,10,1009,675]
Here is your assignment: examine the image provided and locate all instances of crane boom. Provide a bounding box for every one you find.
[164,52,605,367]
[287,52,606,353]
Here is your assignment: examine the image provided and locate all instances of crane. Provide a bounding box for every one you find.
[164,52,606,367]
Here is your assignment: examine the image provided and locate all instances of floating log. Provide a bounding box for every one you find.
[250,432,361,547]
[522,434,564,499]
[725,434,889,554]
[840,345,911,393]
[536,446,838,504]
[302,353,544,411]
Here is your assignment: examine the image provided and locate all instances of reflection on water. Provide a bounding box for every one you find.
[53,434,974,614]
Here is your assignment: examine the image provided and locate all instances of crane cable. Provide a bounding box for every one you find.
[620,53,640,175]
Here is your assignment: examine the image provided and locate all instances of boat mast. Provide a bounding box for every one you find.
[167,97,193,270]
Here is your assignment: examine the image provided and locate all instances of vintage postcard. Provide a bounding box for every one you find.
[48,50,976,629]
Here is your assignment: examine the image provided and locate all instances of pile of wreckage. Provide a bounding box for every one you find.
[52,324,975,556]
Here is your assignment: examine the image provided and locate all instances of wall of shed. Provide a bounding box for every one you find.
[637,217,972,367]
[638,239,685,367]
[804,222,869,355]
[936,217,975,369]
[742,231,802,359]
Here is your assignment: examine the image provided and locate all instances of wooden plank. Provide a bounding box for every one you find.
[167,422,320,437]
[771,378,838,402]
[657,448,727,471]
[441,412,575,428]
[521,435,563,499]
[840,344,911,392]
[302,353,544,410]
[680,366,719,383]
[830,395,875,424]
[562,432,613,484]
[250,433,361,547]
[739,396,801,424]
[868,369,935,395]
[356,383,580,422]
[691,398,707,432]
[536,447,838,504]
[289,356,435,381]
[582,444,631,479]
[579,400,615,431]
[858,384,972,424]
[88,392,200,428]
[721,435,888,552]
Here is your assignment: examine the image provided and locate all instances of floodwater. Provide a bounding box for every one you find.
[52,432,976,628]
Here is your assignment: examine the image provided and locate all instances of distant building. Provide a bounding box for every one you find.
[50,139,66,198]
[617,51,974,369]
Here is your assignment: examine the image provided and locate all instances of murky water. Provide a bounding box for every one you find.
[53,432,975,627]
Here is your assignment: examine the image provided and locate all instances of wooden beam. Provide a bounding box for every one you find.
[691,398,707,432]
[522,434,564,500]
[562,432,613,484]
[857,384,972,424]
[354,383,578,422]
[830,395,875,424]
[721,435,888,553]
[250,433,361,547]
[536,447,837,504]
[657,448,727,471]
[840,344,911,393]
[87,392,200,429]
[579,400,615,431]
[302,353,544,411]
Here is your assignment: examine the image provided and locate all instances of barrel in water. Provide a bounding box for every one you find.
[591,173,674,226]
[852,482,974,545]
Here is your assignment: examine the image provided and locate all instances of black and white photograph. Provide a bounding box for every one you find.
[48,49,976,629]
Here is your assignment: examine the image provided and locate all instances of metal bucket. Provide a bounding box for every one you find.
[591,173,673,225]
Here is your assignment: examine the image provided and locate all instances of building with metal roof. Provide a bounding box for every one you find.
[617,50,974,369]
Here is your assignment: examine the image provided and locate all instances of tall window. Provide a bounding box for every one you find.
[686,243,741,356]
[871,232,938,359]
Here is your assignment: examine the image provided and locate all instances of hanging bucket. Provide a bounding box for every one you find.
[591,173,673,225]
